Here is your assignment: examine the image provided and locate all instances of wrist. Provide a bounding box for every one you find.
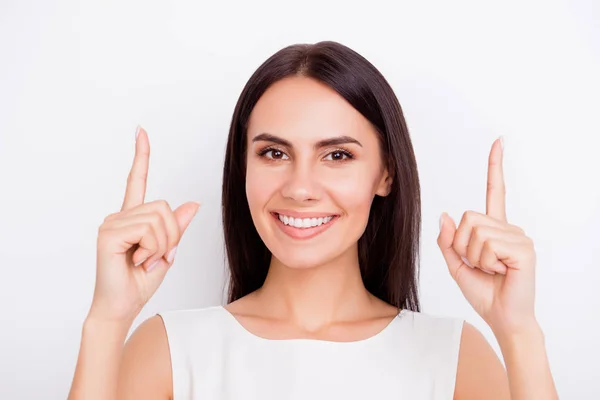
[83,313,134,339]
[86,302,138,328]
[495,320,545,351]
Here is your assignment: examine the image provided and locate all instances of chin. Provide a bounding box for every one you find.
[271,249,343,270]
[266,231,358,270]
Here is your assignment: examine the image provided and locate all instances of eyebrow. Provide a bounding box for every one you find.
[251,133,363,149]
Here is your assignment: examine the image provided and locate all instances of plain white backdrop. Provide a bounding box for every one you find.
[1,0,599,398]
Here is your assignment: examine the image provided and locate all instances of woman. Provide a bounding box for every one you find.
[68,41,557,399]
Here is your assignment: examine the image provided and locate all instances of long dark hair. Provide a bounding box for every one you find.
[222,41,421,312]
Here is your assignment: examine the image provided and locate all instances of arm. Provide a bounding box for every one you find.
[439,138,558,399]
[117,315,173,399]
[454,322,558,400]
[68,126,197,399]
[68,316,132,400]
[496,322,558,400]
[454,322,510,400]
[68,315,172,400]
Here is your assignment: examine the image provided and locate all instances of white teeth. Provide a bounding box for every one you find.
[277,213,335,228]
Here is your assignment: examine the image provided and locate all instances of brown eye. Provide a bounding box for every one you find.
[264,149,289,160]
[324,150,353,161]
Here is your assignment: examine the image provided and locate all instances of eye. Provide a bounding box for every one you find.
[324,150,353,161]
[261,148,289,160]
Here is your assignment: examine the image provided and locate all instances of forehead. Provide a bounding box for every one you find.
[247,76,375,143]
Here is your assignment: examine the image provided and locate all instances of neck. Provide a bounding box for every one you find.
[255,245,377,331]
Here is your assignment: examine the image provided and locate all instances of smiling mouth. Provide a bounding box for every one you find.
[275,213,337,228]
[271,212,339,240]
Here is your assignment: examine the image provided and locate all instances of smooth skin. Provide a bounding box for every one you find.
[68,78,557,399]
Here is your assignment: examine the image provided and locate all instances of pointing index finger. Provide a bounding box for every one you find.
[486,136,507,222]
[121,125,150,211]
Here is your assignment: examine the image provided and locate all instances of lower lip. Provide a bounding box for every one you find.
[271,213,338,240]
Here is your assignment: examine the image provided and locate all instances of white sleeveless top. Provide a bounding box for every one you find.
[158,305,464,400]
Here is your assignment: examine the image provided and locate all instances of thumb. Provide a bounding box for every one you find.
[146,202,200,275]
[173,202,201,235]
[152,202,199,268]
[437,212,466,281]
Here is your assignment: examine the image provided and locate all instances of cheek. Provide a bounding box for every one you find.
[245,163,280,215]
[324,166,379,216]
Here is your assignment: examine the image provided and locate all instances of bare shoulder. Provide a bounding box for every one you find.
[454,321,510,400]
[117,315,172,400]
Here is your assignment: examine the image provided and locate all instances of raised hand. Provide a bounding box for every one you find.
[437,137,538,337]
[88,126,200,323]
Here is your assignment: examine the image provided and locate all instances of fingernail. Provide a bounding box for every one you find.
[147,260,159,272]
[134,257,148,267]
[480,267,496,275]
[439,213,445,231]
[135,125,142,140]
[167,246,178,263]
[499,135,504,151]
[461,256,474,268]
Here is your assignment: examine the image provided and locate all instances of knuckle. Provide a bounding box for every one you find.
[96,226,112,247]
[97,224,106,236]
[463,210,475,223]
[103,212,119,223]
[151,199,171,211]
[143,222,154,236]
[512,224,525,234]
[460,211,468,223]
[150,212,163,226]
[160,199,172,211]
[472,225,482,239]
[524,235,534,247]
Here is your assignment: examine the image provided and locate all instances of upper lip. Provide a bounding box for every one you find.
[271,209,339,219]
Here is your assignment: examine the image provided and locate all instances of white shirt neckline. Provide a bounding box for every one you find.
[217,305,408,346]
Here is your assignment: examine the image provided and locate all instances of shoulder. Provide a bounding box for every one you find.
[117,305,226,399]
[454,321,510,400]
[397,311,510,399]
[157,305,230,355]
[401,308,463,329]
[399,309,465,348]
[118,315,172,399]
[158,305,225,331]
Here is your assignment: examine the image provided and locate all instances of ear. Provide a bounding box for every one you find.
[375,168,393,197]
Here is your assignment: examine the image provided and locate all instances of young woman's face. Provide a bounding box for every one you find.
[246,76,391,269]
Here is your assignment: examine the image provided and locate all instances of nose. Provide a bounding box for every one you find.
[280,161,321,203]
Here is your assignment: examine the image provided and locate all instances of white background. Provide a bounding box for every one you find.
[1,0,599,398]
